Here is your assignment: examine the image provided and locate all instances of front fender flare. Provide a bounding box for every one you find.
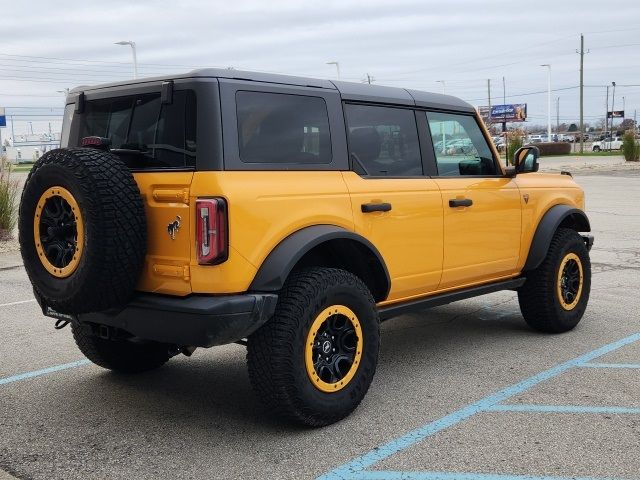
[523,205,591,271]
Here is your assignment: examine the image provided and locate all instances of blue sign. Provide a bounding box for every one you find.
[0,107,5,127]
[489,104,527,122]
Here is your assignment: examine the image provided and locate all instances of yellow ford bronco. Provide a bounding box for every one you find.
[18,69,593,427]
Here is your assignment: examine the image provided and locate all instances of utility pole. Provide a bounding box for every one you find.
[605,85,609,139]
[487,78,492,129]
[541,64,551,141]
[503,76,508,163]
[502,76,507,133]
[611,81,616,143]
[578,34,586,153]
[556,97,560,133]
[364,73,374,85]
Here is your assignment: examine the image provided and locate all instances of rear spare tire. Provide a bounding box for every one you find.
[19,148,146,314]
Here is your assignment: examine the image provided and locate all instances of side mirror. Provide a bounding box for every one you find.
[513,146,540,174]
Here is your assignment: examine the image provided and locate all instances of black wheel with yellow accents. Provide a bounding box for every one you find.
[19,148,147,314]
[247,267,379,427]
[518,228,591,333]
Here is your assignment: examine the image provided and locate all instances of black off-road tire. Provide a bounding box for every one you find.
[247,267,380,427]
[19,148,146,314]
[518,228,591,333]
[71,322,171,373]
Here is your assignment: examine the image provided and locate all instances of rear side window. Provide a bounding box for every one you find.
[344,104,422,177]
[236,91,332,164]
[79,90,197,169]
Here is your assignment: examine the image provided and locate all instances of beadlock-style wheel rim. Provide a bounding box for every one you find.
[305,305,363,393]
[33,186,84,278]
[557,252,583,311]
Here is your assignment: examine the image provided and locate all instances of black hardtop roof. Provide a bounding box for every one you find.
[70,68,475,112]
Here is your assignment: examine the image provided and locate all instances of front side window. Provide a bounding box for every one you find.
[79,90,197,169]
[236,91,332,164]
[344,104,422,177]
[426,111,496,176]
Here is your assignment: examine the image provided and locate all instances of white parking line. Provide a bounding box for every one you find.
[0,299,36,308]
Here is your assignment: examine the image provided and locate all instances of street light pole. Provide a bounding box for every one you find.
[541,64,551,141]
[326,61,340,80]
[115,41,138,79]
[436,81,446,152]
[556,96,560,134]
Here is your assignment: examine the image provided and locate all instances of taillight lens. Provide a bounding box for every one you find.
[196,198,227,265]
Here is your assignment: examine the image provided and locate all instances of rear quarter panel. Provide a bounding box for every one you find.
[188,171,354,294]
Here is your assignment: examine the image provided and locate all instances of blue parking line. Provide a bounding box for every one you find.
[341,471,614,480]
[486,404,640,415]
[580,363,640,369]
[0,360,90,386]
[318,333,640,480]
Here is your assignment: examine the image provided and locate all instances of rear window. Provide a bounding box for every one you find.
[78,90,197,169]
[236,91,332,164]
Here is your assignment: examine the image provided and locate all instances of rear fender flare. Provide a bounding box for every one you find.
[249,225,390,300]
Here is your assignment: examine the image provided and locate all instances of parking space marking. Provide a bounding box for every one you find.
[0,299,36,308]
[338,471,612,480]
[0,360,90,386]
[319,333,640,480]
[486,404,640,415]
[580,363,640,369]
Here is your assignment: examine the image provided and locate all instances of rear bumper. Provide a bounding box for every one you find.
[74,293,278,348]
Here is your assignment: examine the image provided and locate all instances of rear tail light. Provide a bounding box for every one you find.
[196,198,228,265]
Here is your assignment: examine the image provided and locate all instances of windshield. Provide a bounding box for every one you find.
[78,90,197,169]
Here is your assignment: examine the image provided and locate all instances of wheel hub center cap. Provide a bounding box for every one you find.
[322,340,332,354]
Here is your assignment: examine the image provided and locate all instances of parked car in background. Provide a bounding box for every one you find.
[592,137,623,151]
[573,133,590,142]
[494,137,506,151]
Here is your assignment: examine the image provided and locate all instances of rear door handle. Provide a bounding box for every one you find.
[449,198,473,208]
[361,202,392,213]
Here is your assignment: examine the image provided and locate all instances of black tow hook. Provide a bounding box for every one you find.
[54,319,70,330]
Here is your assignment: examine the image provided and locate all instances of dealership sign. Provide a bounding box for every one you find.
[607,110,624,118]
[0,107,5,127]
[478,104,527,123]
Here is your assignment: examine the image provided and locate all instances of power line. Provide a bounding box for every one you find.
[0,93,62,97]
[0,52,215,70]
[589,42,640,51]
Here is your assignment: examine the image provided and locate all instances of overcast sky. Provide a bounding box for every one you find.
[3,0,640,135]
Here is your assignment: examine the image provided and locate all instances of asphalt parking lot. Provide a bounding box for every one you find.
[1,166,639,479]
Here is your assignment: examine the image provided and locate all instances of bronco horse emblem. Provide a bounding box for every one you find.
[167,215,181,240]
